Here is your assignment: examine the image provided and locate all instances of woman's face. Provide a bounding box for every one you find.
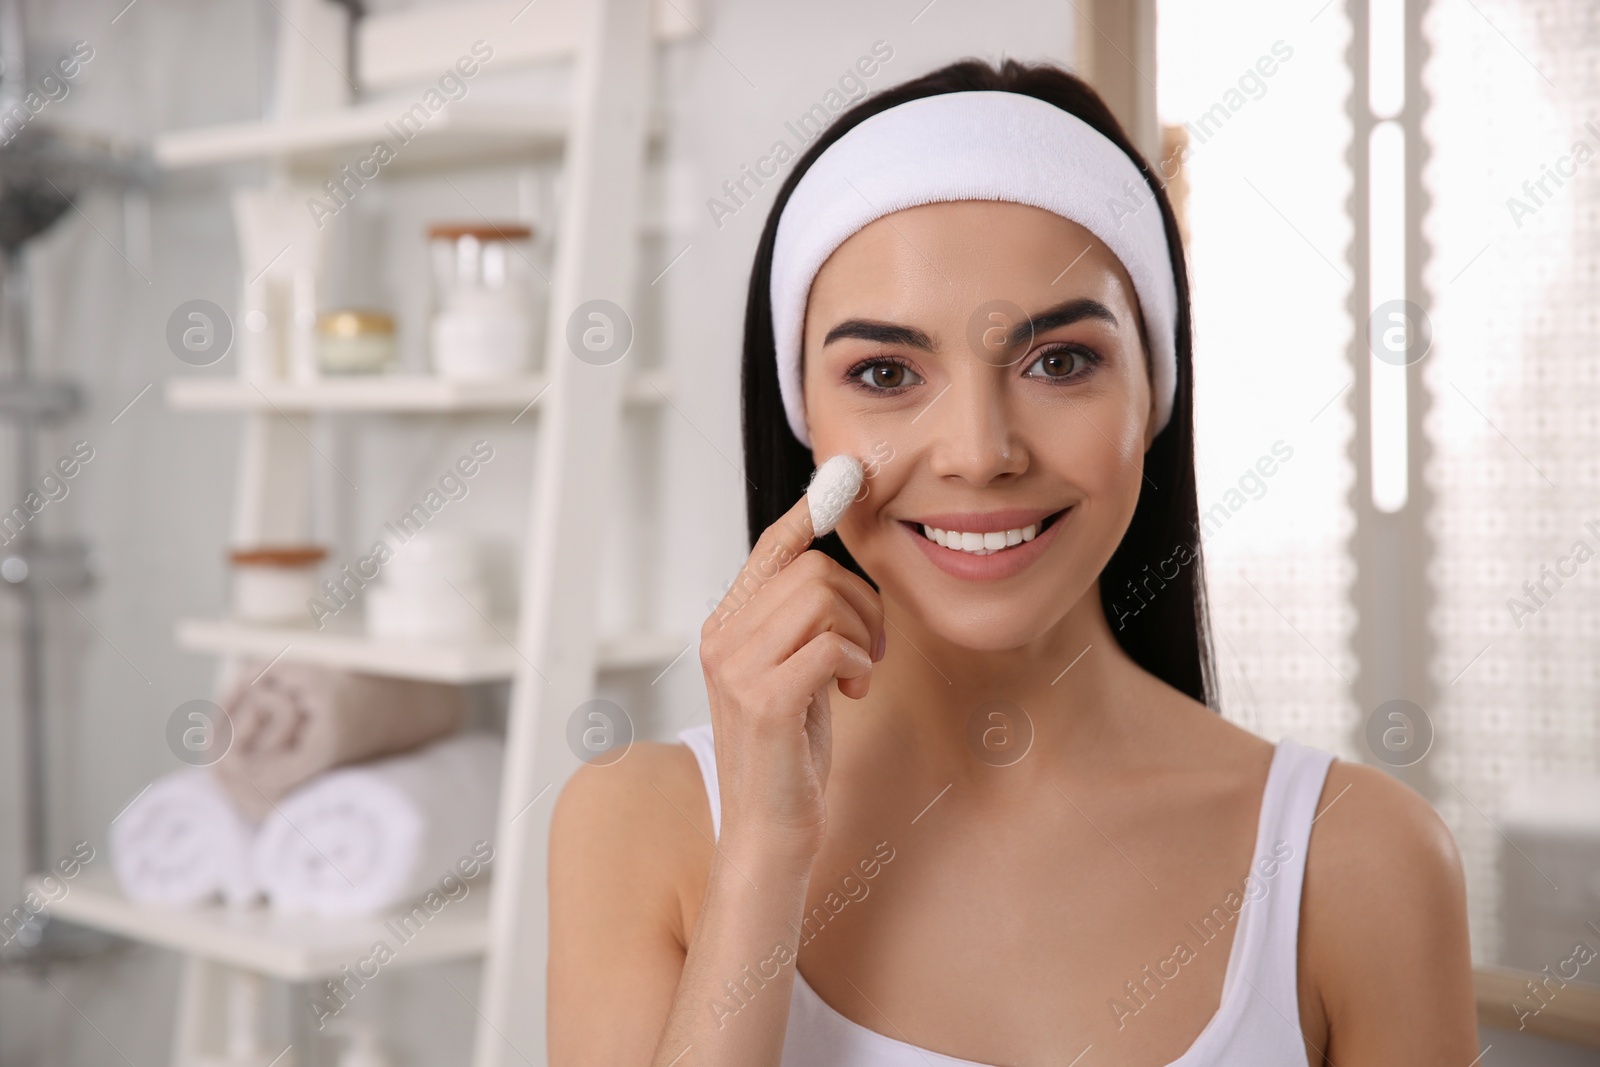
[801,200,1158,652]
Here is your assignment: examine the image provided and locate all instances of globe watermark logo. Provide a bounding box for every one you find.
[1364,699,1433,767]
[566,300,633,366]
[1367,299,1431,366]
[565,698,634,766]
[965,699,1034,767]
[165,699,233,766]
[166,300,233,367]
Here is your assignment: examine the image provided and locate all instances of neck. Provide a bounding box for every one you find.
[839,583,1160,788]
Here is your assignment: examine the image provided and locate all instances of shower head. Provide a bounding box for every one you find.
[0,123,152,256]
[0,180,70,256]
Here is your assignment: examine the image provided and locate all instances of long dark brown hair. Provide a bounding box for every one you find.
[738,58,1217,709]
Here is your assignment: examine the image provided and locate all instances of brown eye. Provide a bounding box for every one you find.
[850,358,924,392]
[869,364,907,388]
[1024,345,1100,382]
[1036,350,1077,377]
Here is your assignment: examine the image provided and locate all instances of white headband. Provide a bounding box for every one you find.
[769,89,1178,449]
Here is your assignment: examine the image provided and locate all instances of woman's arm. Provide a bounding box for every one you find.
[548,743,706,1065]
[650,827,816,1065]
[1304,760,1480,1064]
[551,486,885,1065]
[546,739,824,1067]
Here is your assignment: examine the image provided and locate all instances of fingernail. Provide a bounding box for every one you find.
[872,631,885,662]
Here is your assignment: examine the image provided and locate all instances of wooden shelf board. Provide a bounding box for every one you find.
[164,372,667,413]
[154,99,567,171]
[177,618,518,683]
[176,618,686,683]
[32,869,488,982]
[1475,964,1600,1046]
[598,630,693,673]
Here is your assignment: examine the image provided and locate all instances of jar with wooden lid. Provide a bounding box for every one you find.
[229,545,327,626]
[427,222,541,379]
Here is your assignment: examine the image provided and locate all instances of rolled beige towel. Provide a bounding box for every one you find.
[211,662,467,821]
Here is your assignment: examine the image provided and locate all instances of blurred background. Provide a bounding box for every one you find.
[0,0,1594,1064]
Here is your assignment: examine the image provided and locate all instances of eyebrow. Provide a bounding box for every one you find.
[820,297,1118,353]
[823,319,935,350]
[1013,298,1119,345]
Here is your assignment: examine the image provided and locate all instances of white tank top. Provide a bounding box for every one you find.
[676,721,1335,1066]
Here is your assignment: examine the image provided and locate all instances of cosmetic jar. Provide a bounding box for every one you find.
[427,222,541,379]
[365,531,492,641]
[316,310,395,374]
[229,546,327,626]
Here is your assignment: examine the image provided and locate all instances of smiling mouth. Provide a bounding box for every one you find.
[903,507,1071,556]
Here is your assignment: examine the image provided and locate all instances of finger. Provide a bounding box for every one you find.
[773,631,873,718]
[732,572,883,703]
[740,454,865,592]
[826,567,886,662]
[750,486,818,579]
[716,545,884,679]
[837,671,872,701]
[746,554,887,667]
[710,492,816,625]
[737,574,875,677]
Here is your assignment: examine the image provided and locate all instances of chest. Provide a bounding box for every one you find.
[779,781,1325,1066]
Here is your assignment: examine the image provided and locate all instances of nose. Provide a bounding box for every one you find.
[924,363,1027,485]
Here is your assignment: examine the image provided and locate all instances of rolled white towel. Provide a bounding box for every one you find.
[252,731,502,917]
[110,769,258,908]
[212,662,468,822]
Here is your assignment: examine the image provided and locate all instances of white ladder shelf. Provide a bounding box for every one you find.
[34,1,677,1064]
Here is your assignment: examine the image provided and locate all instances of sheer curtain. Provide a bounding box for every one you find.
[1156,0,1358,757]
[1159,0,1600,974]
[1422,0,1600,969]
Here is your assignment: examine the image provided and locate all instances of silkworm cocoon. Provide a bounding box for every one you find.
[806,454,864,537]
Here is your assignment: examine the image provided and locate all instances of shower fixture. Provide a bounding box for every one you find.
[0,0,152,973]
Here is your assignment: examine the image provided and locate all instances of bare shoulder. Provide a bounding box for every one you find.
[1302,759,1467,944]
[1298,759,1479,1060]
[549,738,714,947]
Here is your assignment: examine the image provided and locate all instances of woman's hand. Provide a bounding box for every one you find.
[699,487,886,867]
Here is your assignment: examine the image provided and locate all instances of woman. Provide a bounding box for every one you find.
[549,58,1478,1066]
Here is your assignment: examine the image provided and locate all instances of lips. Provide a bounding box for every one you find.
[907,507,1062,534]
[899,506,1073,581]
[916,508,1069,553]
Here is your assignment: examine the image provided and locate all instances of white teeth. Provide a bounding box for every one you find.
[920,520,1042,555]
